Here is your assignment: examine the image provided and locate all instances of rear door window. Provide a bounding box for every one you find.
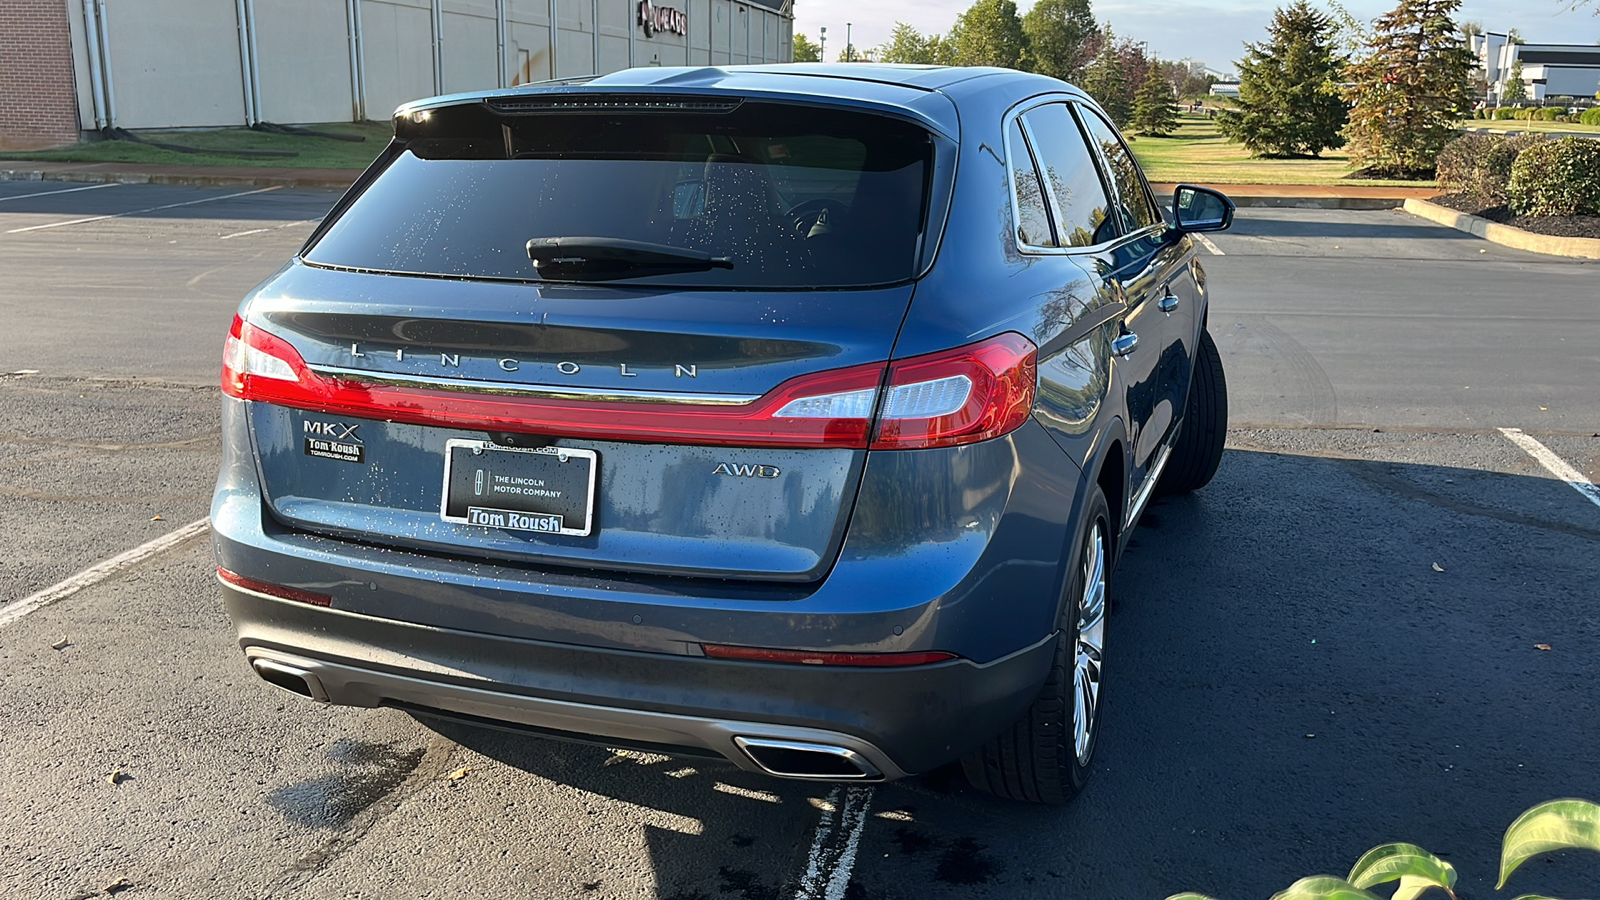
[1076,106,1162,234]
[305,102,935,289]
[1018,104,1117,248]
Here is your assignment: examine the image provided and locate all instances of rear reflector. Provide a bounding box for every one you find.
[217,566,333,607]
[701,644,958,667]
[222,316,1037,450]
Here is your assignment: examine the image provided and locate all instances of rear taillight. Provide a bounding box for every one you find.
[221,317,1036,450]
[872,333,1038,450]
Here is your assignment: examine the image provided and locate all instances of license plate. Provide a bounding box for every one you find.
[440,440,597,537]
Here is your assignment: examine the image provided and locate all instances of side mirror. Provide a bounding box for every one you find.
[1172,184,1234,233]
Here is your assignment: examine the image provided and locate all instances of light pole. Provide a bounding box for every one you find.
[819,26,826,64]
[845,22,852,62]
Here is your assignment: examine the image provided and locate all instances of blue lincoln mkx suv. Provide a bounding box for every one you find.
[212,64,1233,804]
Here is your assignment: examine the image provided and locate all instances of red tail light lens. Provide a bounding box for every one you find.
[221,315,883,448]
[871,333,1038,450]
[217,566,333,607]
[221,317,1036,450]
[701,643,959,667]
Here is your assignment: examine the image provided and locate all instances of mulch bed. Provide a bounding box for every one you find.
[1432,193,1600,240]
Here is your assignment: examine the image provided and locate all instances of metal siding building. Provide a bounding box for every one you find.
[54,0,793,134]
[1474,34,1600,104]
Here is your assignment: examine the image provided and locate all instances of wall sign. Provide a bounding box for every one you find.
[638,1,687,37]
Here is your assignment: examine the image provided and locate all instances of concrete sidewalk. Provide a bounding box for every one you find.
[0,160,1441,208]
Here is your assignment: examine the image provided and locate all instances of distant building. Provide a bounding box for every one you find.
[0,0,795,150]
[1209,82,1240,99]
[1473,33,1600,104]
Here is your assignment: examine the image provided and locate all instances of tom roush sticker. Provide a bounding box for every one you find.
[302,419,364,463]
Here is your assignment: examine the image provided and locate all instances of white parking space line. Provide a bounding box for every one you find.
[1498,428,1600,510]
[0,183,120,203]
[4,186,282,234]
[1194,233,1226,256]
[220,218,317,240]
[794,786,874,900]
[0,518,210,629]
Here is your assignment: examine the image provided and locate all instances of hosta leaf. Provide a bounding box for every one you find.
[1164,894,1220,900]
[1506,895,1562,900]
[1269,875,1383,900]
[1497,799,1600,889]
[1346,843,1456,896]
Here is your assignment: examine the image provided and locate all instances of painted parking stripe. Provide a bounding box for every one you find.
[1498,428,1600,511]
[0,183,120,203]
[1194,234,1226,256]
[0,518,210,630]
[4,186,282,234]
[794,786,874,900]
[220,218,317,240]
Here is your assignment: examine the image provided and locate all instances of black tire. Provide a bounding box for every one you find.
[1158,327,1227,495]
[961,486,1111,804]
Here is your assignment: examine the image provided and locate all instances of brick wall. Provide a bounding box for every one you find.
[0,0,81,151]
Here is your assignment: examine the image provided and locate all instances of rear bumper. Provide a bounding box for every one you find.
[223,583,1056,778]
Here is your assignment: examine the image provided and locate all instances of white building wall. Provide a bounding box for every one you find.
[66,0,791,131]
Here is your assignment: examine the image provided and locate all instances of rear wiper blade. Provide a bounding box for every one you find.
[525,237,733,280]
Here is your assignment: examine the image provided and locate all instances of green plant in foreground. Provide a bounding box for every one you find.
[1166,798,1600,900]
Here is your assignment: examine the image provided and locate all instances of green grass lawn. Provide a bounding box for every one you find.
[0,121,392,169]
[1128,115,1436,188]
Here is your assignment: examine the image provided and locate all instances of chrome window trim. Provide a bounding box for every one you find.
[304,364,763,406]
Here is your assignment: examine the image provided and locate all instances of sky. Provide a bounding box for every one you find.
[790,0,1600,77]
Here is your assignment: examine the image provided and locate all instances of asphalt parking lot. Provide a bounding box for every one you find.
[2,183,1597,900]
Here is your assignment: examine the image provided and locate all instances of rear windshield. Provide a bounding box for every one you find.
[305,102,935,288]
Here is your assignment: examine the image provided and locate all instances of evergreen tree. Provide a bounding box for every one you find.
[946,0,1028,69]
[1021,0,1098,82]
[1082,26,1133,126]
[1503,56,1528,104]
[1217,1,1348,157]
[1131,71,1180,136]
[1341,0,1475,177]
[879,23,943,64]
[792,33,821,62]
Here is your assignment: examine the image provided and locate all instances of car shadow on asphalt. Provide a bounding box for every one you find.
[346,446,1600,900]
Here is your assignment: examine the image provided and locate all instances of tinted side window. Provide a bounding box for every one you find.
[1076,107,1162,232]
[1020,104,1116,247]
[1008,119,1055,248]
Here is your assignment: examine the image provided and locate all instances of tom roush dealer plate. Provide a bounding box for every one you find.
[440,440,597,537]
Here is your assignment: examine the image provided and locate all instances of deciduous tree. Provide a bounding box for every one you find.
[1341,0,1475,177]
[792,33,821,62]
[1021,0,1098,82]
[879,23,944,65]
[945,0,1028,69]
[1217,1,1348,157]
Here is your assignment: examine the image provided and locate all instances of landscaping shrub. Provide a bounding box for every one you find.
[1538,107,1563,122]
[1582,108,1600,126]
[1508,137,1600,216]
[1436,132,1544,206]
[1493,106,1517,120]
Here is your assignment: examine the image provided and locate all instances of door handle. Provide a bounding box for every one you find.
[1158,292,1180,314]
[1112,333,1139,357]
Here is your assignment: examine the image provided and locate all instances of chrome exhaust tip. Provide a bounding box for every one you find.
[734,737,882,780]
[250,657,329,702]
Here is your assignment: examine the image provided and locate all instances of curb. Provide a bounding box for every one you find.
[1227,196,1405,210]
[1402,197,1600,260]
[0,167,355,190]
